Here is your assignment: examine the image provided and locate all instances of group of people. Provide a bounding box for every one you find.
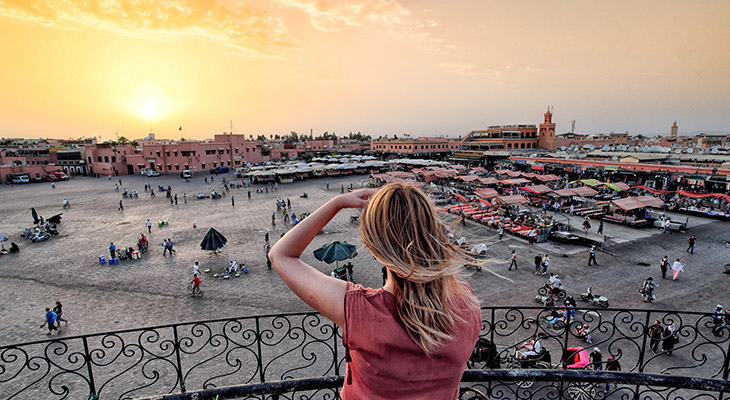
[40,301,67,335]
[533,253,551,275]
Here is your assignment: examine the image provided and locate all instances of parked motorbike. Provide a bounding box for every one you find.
[580,287,609,308]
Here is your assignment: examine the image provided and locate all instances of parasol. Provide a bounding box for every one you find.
[31,208,40,225]
[47,213,63,224]
[200,228,227,252]
[313,241,358,268]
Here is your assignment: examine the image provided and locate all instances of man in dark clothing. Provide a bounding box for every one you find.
[534,254,542,275]
[118,200,124,211]
[687,235,696,254]
[231,196,235,206]
[648,321,664,354]
[597,220,604,234]
[660,256,669,279]
[589,348,603,370]
[248,190,251,199]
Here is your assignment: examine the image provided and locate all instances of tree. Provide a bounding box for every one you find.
[130,140,139,147]
[256,135,267,141]
[117,136,129,145]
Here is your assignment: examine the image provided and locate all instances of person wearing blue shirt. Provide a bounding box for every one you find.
[41,308,59,335]
[109,242,116,259]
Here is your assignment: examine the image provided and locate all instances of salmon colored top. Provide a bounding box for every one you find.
[341,282,481,400]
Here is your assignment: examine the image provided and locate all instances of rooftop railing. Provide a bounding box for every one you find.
[2,306,729,399]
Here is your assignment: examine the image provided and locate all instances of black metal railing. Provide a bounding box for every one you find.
[1,307,729,399]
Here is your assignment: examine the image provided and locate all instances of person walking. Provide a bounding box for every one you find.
[671,259,684,280]
[265,241,271,269]
[248,190,251,200]
[325,180,329,190]
[589,347,603,370]
[41,308,59,335]
[163,239,169,256]
[190,274,200,297]
[648,321,663,354]
[54,301,67,327]
[109,242,116,260]
[605,356,621,391]
[287,198,291,208]
[146,219,152,234]
[660,256,669,279]
[174,194,178,205]
[641,277,658,302]
[588,246,598,266]
[346,262,355,282]
[150,189,155,197]
[268,184,481,399]
[541,254,550,275]
[193,261,200,275]
[508,250,518,270]
[662,323,678,355]
[687,235,696,254]
[184,193,188,204]
[498,225,504,240]
[170,196,174,205]
[271,212,276,226]
[534,254,543,275]
[231,196,235,206]
[118,200,124,211]
[528,228,536,245]
[597,220,604,235]
[168,238,176,254]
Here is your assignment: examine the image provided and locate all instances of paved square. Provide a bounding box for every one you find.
[0,174,728,345]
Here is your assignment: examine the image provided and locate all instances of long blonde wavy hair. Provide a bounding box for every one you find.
[360,183,479,355]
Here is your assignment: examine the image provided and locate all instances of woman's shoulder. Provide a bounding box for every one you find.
[346,282,391,300]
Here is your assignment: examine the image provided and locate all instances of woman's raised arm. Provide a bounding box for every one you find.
[269,189,377,328]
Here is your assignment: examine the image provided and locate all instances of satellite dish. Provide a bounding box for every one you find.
[612,156,618,161]
[589,144,596,150]
[674,149,682,154]
[560,146,567,151]
[610,146,616,151]
[603,145,610,150]
[687,148,694,153]
[711,148,719,154]
[698,150,704,155]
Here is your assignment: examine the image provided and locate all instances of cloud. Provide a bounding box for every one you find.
[440,63,500,78]
[0,0,295,57]
[275,0,410,31]
[276,0,453,54]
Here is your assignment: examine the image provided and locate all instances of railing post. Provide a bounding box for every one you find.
[333,321,340,376]
[635,310,652,400]
[256,317,265,383]
[82,337,97,397]
[561,307,572,369]
[172,325,186,393]
[488,308,495,397]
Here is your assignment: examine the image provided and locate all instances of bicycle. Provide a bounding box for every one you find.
[187,282,204,297]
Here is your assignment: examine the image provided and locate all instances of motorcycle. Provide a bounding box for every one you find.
[537,281,566,299]
[580,287,609,308]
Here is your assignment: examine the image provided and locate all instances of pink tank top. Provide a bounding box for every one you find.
[341,282,481,400]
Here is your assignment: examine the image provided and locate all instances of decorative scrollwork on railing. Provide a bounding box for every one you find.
[1,308,730,400]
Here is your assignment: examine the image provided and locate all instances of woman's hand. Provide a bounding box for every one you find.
[333,189,379,209]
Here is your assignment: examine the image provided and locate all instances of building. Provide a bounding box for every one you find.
[460,124,539,152]
[537,107,556,151]
[85,133,265,176]
[370,137,460,156]
[670,121,678,138]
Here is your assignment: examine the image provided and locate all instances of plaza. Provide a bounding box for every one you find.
[0,173,728,347]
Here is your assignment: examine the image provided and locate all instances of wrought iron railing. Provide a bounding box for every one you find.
[2,307,729,399]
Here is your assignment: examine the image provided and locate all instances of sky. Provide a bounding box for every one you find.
[1,0,729,141]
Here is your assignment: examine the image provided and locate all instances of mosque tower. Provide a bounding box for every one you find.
[538,106,556,151]
[670,121,678,138]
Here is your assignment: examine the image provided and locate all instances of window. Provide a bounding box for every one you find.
[88,156,92,163]
[97,156,102,162]
[173,151,178,157]
[246,147,249,152]
[213,162,217,168]
[104,156,109,162]
[175,165,179,170]
[202,163,206,169]
[507,143,512,149]
[111,156,116,163]
[167,164,171,170]
[166,152,170,157]
[235,148,239,153]
[156,151,161,157]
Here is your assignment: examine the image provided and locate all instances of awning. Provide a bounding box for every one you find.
[572,186,599,197]
[496,195,529,205]
[499,178,532,185]
[520,185,552,194]
[612,198,645,211]
[456,175,481,182]
[551,188,578,197]
[477,198,493,207]
[602,182,631,191]
[453,193,469,203]
[474,188,499,199]
[531,165,545,171]
[634,195,664,208]
[478,177,500,185]
[534,174,561,182]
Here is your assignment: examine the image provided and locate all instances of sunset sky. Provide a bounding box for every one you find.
[1,0,729,141]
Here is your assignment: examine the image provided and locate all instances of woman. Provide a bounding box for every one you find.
[270,184,481,399]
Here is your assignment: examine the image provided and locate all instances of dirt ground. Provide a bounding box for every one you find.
[1,173,729,346]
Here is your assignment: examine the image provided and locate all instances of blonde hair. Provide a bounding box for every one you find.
[360,183,479,355]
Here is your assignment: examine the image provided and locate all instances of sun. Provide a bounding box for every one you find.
[128,82,170,122]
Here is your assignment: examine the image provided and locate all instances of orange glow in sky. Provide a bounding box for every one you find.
[0,0,729,140]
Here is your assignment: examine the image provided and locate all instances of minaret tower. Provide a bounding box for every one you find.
[538,106,556,151]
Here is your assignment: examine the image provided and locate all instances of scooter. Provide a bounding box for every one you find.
[580,287,609,308]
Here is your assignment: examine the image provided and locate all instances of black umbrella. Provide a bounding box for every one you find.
[47,213,63,224]
[31,208,40,225]
[200,228,227,252]
[313,241,358,268]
